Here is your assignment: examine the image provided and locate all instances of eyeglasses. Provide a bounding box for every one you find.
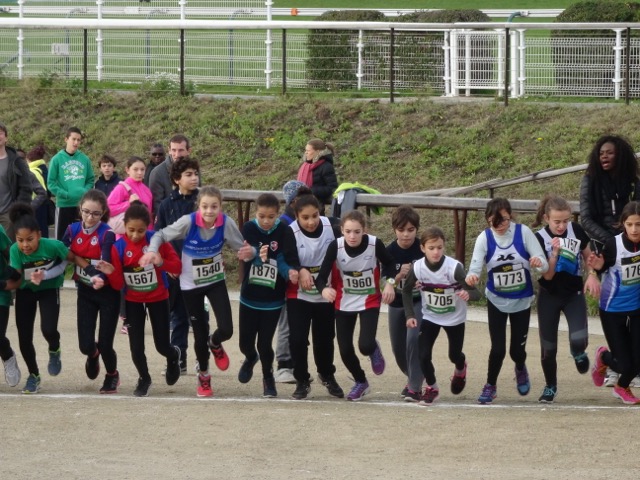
[81,209,103,218]
[151,152,164,157]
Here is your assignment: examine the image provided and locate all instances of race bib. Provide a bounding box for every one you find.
[75,258,100,286]
[23,259,56,280]
[192,254,224,286]
[558,237,580,262]
[299,266,321,296]
[249,259,278,289]
[421,286,456,314]
[491,263,526,293]
[124,264,158,292]
[621,255,640,286]
[343,269,376,295]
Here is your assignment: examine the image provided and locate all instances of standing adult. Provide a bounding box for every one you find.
[580,134,640,388]
[149,135,191,215]
[47,126,95,240]
[25,146,51,238]
[297,139,338,215]
[148,134,195,371]
[144,143,166,187]
[0,122,33,239]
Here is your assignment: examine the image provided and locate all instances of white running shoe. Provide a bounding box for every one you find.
[274,368,296,384]
[630,376,640,388]
[3,351,22,387]
[604,368,619,388]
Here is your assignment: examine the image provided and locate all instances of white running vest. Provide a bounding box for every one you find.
[414,256,466,327]
[334,235,380,312]
[287,216,335,303]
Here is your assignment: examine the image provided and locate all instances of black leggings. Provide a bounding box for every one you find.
[15,288,61,376]
[0,305,13,361]
[537,287,589,386]
[486,300,530,386]
[335,308,380,384]
[238,304,281,378]
[599,310,640,388]
[287,299,336,382]
[77,283,120,374]
[55,206,79,241]
[419,320,466,387]
[126,299,178,380]
[182,281,233,373]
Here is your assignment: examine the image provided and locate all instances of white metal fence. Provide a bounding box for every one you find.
[2,9,640,99]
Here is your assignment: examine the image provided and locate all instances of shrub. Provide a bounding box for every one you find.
[305,10,387,91]
[552,1,640,97]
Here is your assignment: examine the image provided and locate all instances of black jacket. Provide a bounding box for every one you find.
[3,146,33,209]
[310,153,338,205]
[154,187,199,254]
[579,173,640,244]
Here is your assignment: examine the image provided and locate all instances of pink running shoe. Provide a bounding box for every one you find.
[591,346,609,387]
[197,373,213,397]
[208,338,230,371]
[613,385,640,405]
[419,386,440,406]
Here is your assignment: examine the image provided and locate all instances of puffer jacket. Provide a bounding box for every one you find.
[310,153,338,205]
[3,147,33,210]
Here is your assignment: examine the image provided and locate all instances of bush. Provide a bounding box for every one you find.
[395,10,492,90]
[552,1,640,97]
[305,10,387,91]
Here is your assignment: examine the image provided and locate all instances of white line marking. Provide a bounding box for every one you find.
[0,392,634,410]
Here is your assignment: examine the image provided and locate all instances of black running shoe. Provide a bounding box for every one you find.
[100,371,120,394]
[134,376,152,397]
[291,380,311,400]
[574,352,590,374]
[319,373,344,398]
[263,377,277,398]
[450,362,467,395]
[238,354,259,384]
[85,345,100,380]
[165,346,182,386]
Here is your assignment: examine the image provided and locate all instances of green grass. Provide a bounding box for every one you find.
[283,0,581,10]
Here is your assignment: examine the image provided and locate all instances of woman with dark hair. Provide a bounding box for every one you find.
[580,135,640,245]
[579,135,640,387]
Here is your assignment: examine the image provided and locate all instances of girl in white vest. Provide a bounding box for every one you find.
[533,195,600,404]
[316,210,396,401]
[466,198,548,405]
[403,227,480,406]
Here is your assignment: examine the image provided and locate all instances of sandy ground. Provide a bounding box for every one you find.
[0,287,638,480]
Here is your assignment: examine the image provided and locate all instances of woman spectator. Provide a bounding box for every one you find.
[297,139,338,214]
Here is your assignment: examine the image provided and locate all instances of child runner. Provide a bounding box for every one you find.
[47,127,94,240]
[533,195,600,403]
[9,203,73,394]
[155,156,201,374]
[588,201,640,404]
[316,210,396,401]
[107,156,153,336]
[0,224,22,387]
[466,197,548,405]
[139,186,254,397]
[94,154,121,198]
[281,194,343,400]
[238,193,298,398]
[97,202,182,396]
[63,189,120,393]
[384,205,424,402]
[403,226,480,405]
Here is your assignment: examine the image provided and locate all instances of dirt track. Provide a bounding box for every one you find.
[0,288,638,480]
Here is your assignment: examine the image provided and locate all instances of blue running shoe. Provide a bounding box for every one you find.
[48,348,62,376]
[515,365,530,396]
[22,374,41,394]
[477,383,497,404]
[369,341,385,375]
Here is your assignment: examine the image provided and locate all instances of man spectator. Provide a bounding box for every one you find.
[149,134,191,215]
[0,122,33,239]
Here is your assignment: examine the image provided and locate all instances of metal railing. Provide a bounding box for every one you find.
[3,16,640,102]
